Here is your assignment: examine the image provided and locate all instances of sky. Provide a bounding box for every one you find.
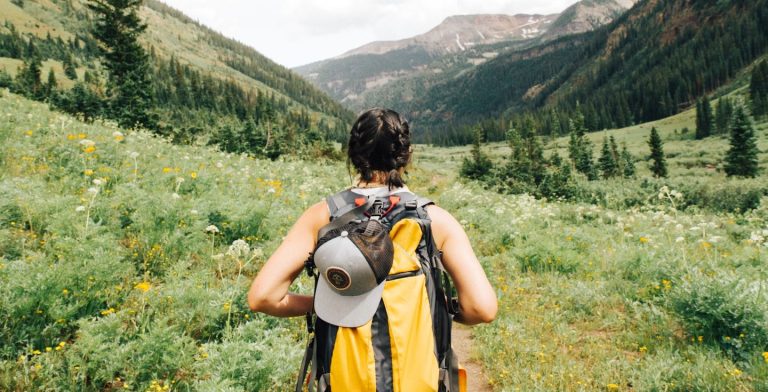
[160,0,576,68]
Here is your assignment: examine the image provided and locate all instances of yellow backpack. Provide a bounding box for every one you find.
[297,188,460,392]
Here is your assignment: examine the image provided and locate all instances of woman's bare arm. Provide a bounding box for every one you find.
[247,201,329,317]
[426,205,498,325]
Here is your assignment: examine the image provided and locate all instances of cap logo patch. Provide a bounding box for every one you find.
[326,267,352,290]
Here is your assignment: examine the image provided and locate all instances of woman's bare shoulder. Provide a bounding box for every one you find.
[424,204,462,249]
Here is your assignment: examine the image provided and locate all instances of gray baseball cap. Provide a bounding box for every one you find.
[313,220,394,327]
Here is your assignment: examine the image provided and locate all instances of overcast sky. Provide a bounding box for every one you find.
[160,0,576,68]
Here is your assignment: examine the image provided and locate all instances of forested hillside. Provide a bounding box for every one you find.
[401,0,768,145]
[0,0,354,158]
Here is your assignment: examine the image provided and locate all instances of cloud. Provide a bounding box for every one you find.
[160,0,575,67]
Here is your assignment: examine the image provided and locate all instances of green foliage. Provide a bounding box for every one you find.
[87,0,157,130]
[648,127,668,178]
[13,53,44,100]
[620,142,636,178]
[695,97,715,139]
[567,114,597,180]
[667,270,768,362]
[751,60,768,118]
[725,106,760,177]
[598,136,619,179]
[715,96,735,135]
[460,127,493,180]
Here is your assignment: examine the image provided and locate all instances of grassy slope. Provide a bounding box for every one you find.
[0,0,348,127]
[1,89,767,391]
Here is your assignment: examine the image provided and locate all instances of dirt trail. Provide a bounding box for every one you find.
[452,322,493,392]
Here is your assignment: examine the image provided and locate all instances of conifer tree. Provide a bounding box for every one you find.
[648,127,667,178]
[750,61,768,118]
[88,0,156,130]
[63,53,78,80]
[14,54,43,100]
[45,68,57,98]
[460,126,492,180]
[715,97,734,135]
[620,143,635,178]
[724,105,759,177]
[598,136,619,179]
[567,114,596,180]
[695,97,714,139]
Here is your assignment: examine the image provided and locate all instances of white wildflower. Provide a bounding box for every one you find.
[675,236,685,243]
[79,139,95,147]
[190,209,199,215]
[75,205,86,212]
[205,225,220,234]
[112,131,124,138]
[87,187,99,195]
[129,151,139,159]
[92,178,104,186]
[171,193,181,200]
[226,239,250,259]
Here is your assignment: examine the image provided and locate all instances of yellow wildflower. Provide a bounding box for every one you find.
[66,134,76,140]
[83,169,94,176]
[100,307,115,316]
[77,133,86,139]
[223,302,231,311]
[62,288,69,295]
[697,335,703,343]
[134,281,151,292]
[730,368,742,377]
[639,236,649,243]
[762,352,768,363]
[162,167,172,173]
[639,346,647,353]
[190,171,197,179]
[45,347,52,352]
[607,383,620,391]
[84,146,96,154]
[31,350,41,355]
[25,130,33,136]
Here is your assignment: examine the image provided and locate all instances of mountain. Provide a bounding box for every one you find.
[395,0,768,145]
[0,0,353,152]
[295,0,636,110]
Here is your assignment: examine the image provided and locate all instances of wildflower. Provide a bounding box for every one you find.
[75,206,86,212]
[84,145,96,153]
[112,131,124,142]
[190,171,197,179]
[639,346,647,353]
[62,288,69,295]
[92,178,104,186]
[171,193,181,200]
[79,139,95,147]
[698,335,703,343]
[729,368,742,377]
[31,350,41,355]
[55,341,66,351]
[190,209,199,215]
[77,133,86,139]
[129,151,139,159]
[226,239,250,259]
[83,169,94,176]
[223,302,231,311]
[205,225,220,234]
[762,352,768,363]
[607,384,620,391]
[176,177,185,184]
[45,347,52,352]
[639,236,650,244]
[87,187,99,195]
[134,282,151,292]
[162,167,172,173]
[100,307,115,316]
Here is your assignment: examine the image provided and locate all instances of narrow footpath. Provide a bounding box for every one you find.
[452,323,493,392]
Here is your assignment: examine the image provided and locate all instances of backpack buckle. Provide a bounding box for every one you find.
[404,200,418,210]
[369,199,385,217]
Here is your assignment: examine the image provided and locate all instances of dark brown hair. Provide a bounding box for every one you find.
[347,108,412,189]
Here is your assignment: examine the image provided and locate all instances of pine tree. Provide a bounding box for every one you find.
[620,143,635,178]
[695,97,714,139]
[45,68,57,98]
[715,97,734,135]
[567,115,596,180]
[88,0,156,130]
[648,127,667,178]
[63,53,78,80]
[14,54,43,100]
[724,105,759,177]
[460,126,492,180]
[750,61,768,118]
[598,136,619,179]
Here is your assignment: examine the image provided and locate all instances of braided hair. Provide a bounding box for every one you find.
[347,108,412,189]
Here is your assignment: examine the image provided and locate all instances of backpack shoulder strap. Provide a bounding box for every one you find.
[326,189,359,219]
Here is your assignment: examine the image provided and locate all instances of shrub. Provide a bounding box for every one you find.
[667,270,768,362]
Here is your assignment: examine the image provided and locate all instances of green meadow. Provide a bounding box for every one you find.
[1,89,768,391]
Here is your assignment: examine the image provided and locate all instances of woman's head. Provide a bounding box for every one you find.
[348,108,412,188]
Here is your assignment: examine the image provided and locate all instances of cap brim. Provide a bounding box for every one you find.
[314,277,385,328]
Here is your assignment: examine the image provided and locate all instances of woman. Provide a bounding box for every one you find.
[248,108,497,390]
